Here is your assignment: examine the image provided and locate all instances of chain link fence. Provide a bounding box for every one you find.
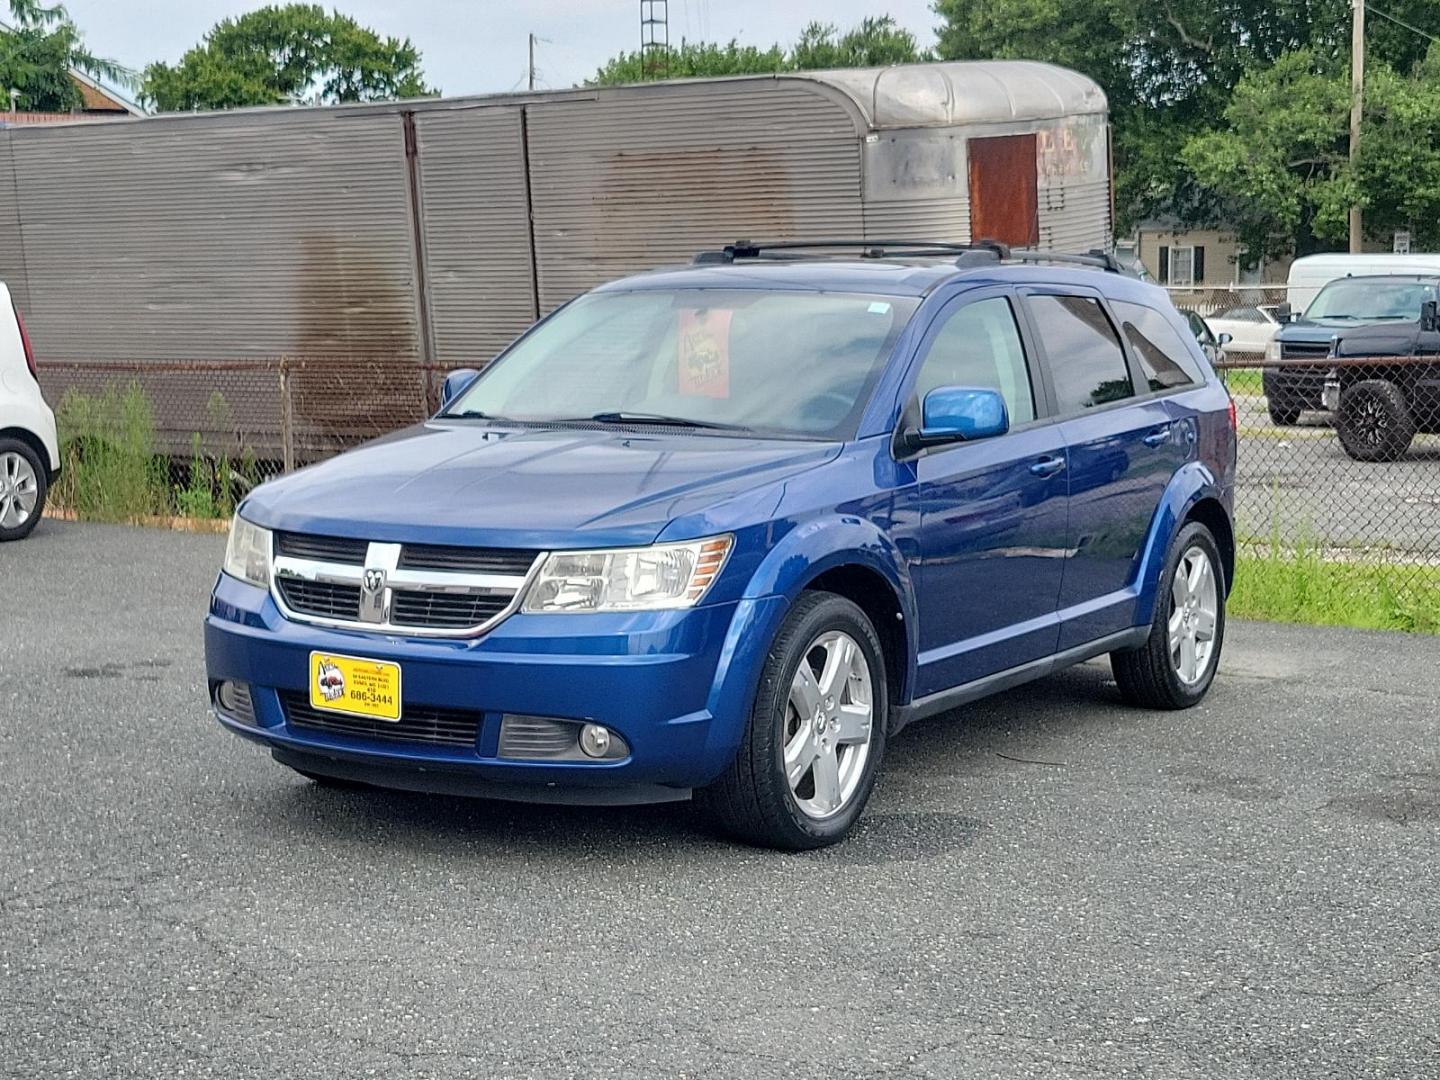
[36,349,1440,590]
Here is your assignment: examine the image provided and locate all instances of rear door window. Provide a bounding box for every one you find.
[1112,301,1205,391]
[1025,294,1134,413]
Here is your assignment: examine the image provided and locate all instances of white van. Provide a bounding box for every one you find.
[1288,253,1440,313]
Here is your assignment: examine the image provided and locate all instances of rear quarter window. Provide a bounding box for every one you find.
[1113,301,1206,392]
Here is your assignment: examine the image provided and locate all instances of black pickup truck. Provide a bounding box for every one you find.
[1267,275,1440,460]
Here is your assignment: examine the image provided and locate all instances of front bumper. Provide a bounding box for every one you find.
[205,573,788,801]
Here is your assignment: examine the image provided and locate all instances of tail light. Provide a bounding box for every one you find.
[13,303,37,382]
[1227,394,1237,431]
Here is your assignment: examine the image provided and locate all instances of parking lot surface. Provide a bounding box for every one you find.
[3,520,1437,1079]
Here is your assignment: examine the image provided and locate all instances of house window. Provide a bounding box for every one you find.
[1167,245,1206,286]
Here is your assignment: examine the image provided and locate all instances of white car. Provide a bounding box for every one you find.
[0,283,58,541]
[1209,304,1283,358]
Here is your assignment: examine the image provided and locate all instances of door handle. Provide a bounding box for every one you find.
[1142,425,1171,448]
[1029,455,1066,478]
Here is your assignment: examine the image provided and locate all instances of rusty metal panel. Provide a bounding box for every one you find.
[413,106,537,365]
[8,110,419,362]
[526,81,864,310]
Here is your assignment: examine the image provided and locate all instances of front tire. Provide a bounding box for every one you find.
[0,438,47,542]
[697,592,887,850]
[1336,379,1415,462]
[1111,522,1226,709]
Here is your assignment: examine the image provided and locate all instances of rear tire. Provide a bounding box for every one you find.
[1336,380,1416,462]
[1111,522,1226,710]
[697,592,887,850]
[0,438,47,542]
[1266,402,1301,427]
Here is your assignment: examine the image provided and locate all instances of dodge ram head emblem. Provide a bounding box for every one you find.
[360,567,387,622]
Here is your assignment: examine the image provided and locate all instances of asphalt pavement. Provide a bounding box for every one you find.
[2,520,1437,1079]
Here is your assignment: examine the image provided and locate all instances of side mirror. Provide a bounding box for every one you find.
[440,368,480,410]
[1421,300,1439,333]
[1275,302,1293,323]
[902,386,1009,453]
[1217,332,1233,348]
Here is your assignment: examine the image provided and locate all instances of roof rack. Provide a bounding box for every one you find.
[692,239,1124,274]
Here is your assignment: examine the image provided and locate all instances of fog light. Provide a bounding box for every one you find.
[214,680,256,726]
[579,723,612,758]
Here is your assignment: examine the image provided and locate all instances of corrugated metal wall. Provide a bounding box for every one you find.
[525,82,865,311]
[0,131,30,312]
[1035,116,1111,253]
[8,109,420,361]
[861,129,969,243]
[412,106,538,364]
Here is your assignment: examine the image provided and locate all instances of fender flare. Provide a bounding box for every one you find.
[741,516,919,700]
[1132,461,1226,625]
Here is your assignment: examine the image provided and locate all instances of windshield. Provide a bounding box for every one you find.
[1304,279,1434,321]
[445,288,919,439]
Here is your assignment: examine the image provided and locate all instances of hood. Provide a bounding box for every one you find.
[1279,320,1418,356]
[241,421,841,549]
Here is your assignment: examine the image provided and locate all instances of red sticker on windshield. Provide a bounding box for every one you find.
[678,309,732,398]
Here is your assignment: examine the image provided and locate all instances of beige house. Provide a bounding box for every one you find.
[1133,224,1293,286]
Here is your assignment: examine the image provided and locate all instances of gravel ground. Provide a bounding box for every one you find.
[2,520,1437,1079]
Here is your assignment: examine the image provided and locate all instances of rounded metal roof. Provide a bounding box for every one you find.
[792,60,1108,130]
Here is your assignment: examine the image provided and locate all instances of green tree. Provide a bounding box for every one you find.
[589,14,925,85]
[142,4,434,112]
[0,0,133,112]
[1185,45,1440,261]
[932,0,1440,232]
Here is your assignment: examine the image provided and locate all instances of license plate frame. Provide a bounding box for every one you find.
[309,651,402,722]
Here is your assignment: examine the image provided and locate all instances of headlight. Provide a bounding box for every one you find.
[522,535,732,613]
[1265,339,1281,362]
[222,515,272,588]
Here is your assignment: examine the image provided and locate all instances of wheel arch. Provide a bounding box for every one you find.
[1183,497,1235,597]
[0,426,56,482]
[803,563,910,713]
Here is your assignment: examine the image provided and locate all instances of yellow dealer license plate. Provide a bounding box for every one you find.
[310,652,401,722]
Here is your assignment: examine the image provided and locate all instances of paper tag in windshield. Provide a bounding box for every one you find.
[678,309,732,398]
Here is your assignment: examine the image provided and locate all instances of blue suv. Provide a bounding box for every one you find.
[206,241,1237,849]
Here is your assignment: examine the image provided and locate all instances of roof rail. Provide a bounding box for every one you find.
[692,239,1123,274]
[692,239,1011,264]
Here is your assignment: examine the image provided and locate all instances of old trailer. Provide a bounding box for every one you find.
[0,60,1109,455]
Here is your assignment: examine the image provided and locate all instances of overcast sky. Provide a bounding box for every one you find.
[73,1,943,100]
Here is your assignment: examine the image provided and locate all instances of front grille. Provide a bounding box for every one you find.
[1280,341,1332,359]
[391,589,512,629]
[398,543,539,575]
[277,578,362,620]
[281,692,481,748]
[275,531,369,564]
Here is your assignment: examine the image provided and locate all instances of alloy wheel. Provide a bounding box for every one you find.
[782,630,874,820]
[1168,546,1219,686]
[0,451,39,530]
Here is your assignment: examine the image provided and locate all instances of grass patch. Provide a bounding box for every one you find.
[50,382,258,522]
[1233,549,1440,633]
[1222,368,1263,396]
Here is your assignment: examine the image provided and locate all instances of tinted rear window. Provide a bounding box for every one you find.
[1027,294,1134,412]
[1113,301,1204,392]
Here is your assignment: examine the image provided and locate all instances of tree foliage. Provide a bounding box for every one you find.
[589,15,926,85]
[932,0,1440,234]
[0,0,133,112]
[142,4,434,112]
[1186,45,1440,260]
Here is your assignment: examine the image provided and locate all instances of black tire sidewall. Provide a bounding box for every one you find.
[1153,522,1227,706]
[0,437,47,542]
[752,594,889,848]
[1338,380,1415,462]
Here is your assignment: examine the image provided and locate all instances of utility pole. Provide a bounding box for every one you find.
[528,32,537,91]
[1350,0,1365,253]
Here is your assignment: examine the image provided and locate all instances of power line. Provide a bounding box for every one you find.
[1368,3,1440,44]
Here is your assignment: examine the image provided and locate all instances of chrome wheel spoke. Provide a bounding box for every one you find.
[816,635,854,700]
[1168,545,1220,686]
[783,724,818,788]
[789,663,822,721]
[1194,605,1217,642]
[835,702,870,744]
[1178,632,1198,683]
[810,744,842,815]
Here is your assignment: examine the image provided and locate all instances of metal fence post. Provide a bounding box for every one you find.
[279,357,296,474]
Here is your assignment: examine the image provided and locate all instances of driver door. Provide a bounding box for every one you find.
[909,290,1069,697]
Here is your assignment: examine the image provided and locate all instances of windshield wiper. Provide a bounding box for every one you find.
[445,409,516,421]
[587,411,752,432]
